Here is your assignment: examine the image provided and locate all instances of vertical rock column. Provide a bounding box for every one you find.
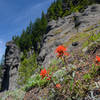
[1,41,20,91]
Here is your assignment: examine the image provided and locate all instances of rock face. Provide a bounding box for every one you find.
[1,41,20,91]
[37,4,100,67]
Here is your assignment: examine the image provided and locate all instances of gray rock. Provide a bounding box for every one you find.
[72,42,79,46]
[48,20,57,30]
[1,41,20,91]
[37,4,100,68]
[27,46,34,58]
[82,47,88,53]
[56,17,64,27]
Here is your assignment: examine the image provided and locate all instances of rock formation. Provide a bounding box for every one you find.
[0,41,20,91]
[37,4,100,67]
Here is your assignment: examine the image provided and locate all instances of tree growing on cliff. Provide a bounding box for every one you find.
[41,11,48,35]
[55,0,63,17]
[12,0,97,57]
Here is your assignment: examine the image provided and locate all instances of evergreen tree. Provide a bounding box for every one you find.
[0,55,5,65]
[55,0,63,17]
[41,11,48,35]
[26,21,33,34]
[19,30,32,51]
[47,1,56,20]
[12,0,97,56]
[12,35,20,47]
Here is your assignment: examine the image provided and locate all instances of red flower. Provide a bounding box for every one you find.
[96,56,100,62]
[40,68,51,80]
[40,68,48,79]
[55,45,69,58]
[46,77,51,80]
[56,84,61,88]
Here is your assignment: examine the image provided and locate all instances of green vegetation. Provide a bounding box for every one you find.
[47,57,99,99]
[11,1,98,87]
[83,32,100,48]
[47,0,96,20]
[12,11,47,54]
[23,67,66,92]
[54,28,62,34]
[12,0,98,56]
[23,74,48,92]
[21,56,100,99]
[5,1,100,99]
[0,65,2,78]
[2,44,100,99]
[64,32,90,47]
[18,53,38,85]
[1,89,25,100]
[47,0,63,20]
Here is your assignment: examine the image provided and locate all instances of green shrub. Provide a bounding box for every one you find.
[52,67,66,84]
[18,52,38,85]
[83,73,91,82]
[23,74,48,91]
[83,32,100,48]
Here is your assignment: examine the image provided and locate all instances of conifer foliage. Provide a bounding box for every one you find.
[12,0,97,56]
[12,11,47,54]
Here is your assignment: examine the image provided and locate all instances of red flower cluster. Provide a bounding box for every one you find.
[96,56,100,62]
[95,56,100,66]
[56,83,61,88]
[55,45,69,58]
[40,68,51,80]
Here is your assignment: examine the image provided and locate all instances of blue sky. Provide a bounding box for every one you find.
[0,0,54,61]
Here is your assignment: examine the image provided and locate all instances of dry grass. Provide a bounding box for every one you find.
[64,32,90,47]
[83,24,100,32]
[54,28,62,34]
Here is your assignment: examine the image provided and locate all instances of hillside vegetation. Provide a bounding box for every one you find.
[12,0,98,56]
[11,0,99,86]
[1,0,100,100]
[12,0,99,86]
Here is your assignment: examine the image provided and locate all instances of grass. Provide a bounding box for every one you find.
[64,32,90,47]
[2,49,100,100]
[2,23,100,100]
[23,74,48,92]
[54,28,62,34]
[48,37,57,43]
[83,25,96,32]
[18,53,38,85]
[63,23,100,48]
[83,31,100,48]
[83,23,100,32]
[22,24,100,99]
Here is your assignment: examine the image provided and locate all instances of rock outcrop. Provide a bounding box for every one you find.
[1,41,20,91]
[37,4,100,67]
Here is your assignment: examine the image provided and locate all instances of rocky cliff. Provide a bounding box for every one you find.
[1,41,20,91]
[1,3,100,100]
[37,4,100,68]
